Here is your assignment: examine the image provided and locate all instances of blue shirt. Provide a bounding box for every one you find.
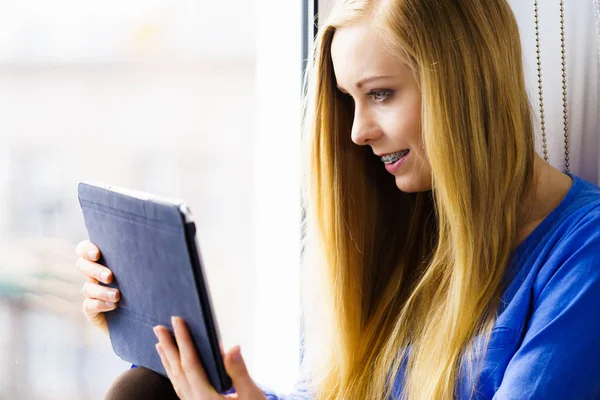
[134,173,600,399]
[457,172,600,399]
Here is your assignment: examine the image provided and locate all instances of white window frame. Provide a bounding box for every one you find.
[252,0,303,393]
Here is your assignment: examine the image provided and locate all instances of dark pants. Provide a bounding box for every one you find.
[103,367,180,400]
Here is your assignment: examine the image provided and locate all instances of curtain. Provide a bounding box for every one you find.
[509,0,600,184]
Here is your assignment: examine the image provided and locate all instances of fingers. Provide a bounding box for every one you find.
[82,297,117,316]
[154,318,216,399]
[82,298,115,335]
[75,240,101,261]
[155,343,181,398]
[76,257,113,284]
[76,240,113,337]
[171,316,211,391]
[224,345,264,398]
[155,343,172,373]
[153,325,191,397]
[82,281,120,303]
[153,320,264,399]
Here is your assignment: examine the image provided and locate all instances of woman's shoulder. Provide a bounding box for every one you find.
[523,174,600,292]
[570,173,600,205]
[560,174,600,233]
[493,180,600,400]
[524,175,600,288]
[522,174,600,253]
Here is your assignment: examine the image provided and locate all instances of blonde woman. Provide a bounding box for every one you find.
[75,0,600,399]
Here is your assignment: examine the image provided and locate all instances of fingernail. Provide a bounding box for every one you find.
[232,346,242,362]
[88,249,98,259]
[101,271,110,282]
[109,290,117,301]
[105,301,114,307]
[171,316,179,326]
[153,326,160,337]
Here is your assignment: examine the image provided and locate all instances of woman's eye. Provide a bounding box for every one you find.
[367,90,393,104]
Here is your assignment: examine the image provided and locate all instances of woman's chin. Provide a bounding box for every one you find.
[394,174,432,193]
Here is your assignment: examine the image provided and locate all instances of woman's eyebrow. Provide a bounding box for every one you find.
[356,75,395,88]
[336,75,396,93]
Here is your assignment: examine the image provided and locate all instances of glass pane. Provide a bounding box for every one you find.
[0,0,299,398]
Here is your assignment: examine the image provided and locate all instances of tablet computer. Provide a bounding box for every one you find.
[77,181,232,393]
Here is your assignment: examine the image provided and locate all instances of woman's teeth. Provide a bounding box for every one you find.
[381,149,409,164]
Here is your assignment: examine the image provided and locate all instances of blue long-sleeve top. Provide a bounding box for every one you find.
[133,172,600,399]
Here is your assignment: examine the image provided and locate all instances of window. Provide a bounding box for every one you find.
[0,0,301,397]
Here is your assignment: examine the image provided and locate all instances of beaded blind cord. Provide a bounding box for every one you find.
[534,0,570,173]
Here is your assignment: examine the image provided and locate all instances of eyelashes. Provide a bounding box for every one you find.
[367,89,393,104]
[338,88,394,106]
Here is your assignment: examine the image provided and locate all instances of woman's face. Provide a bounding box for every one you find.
[331,23,432,192]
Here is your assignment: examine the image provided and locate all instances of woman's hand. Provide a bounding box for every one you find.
[75,240,120,337]
[153,316,267,400]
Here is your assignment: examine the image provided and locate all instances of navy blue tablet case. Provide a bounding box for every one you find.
[78,182,232,393]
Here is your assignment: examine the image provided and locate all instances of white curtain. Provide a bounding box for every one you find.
[509,0,600,184]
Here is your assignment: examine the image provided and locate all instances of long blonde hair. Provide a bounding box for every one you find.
[299,0,534,399]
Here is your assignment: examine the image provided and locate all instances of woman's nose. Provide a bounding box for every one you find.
[351,110,382,146]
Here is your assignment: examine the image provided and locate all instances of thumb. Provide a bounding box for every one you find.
[225,346,263,398]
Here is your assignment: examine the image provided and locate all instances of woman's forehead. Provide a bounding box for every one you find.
[331,24,411,91]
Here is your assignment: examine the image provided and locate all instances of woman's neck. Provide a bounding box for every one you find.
[516,154,573,246]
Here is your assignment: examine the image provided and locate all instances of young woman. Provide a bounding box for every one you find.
[76,0,600,399]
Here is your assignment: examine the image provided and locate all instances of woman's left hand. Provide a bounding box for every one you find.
[153,316,267,400]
